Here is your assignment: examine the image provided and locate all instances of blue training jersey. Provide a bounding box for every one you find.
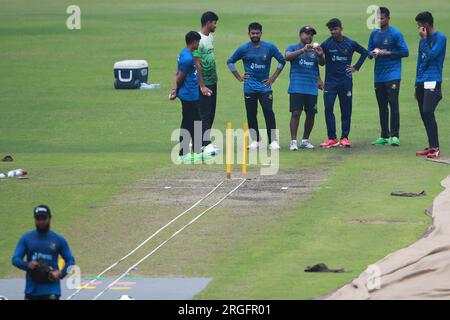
[285,43,320,95]
[177,47,199,101]
[416,31,447,83]
[227,41,286,94]
[12,230,75,297]
[321,36,368,86]
[368,26,409,83]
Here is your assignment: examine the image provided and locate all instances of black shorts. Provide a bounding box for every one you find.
[289,93,318,114]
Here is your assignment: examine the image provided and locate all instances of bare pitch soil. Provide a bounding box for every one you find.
[61,165,325,278]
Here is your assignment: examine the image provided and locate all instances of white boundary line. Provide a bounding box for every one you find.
[66,179,226,300]
[92,178,247,300]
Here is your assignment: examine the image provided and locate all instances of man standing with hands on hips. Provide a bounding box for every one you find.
[414,11,446,159]
[227,22,286,150]
[319,18,368,148]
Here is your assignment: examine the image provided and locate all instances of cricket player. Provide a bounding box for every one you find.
[414,12,446,159]
[193,11,220,155]
[319,18,368,148]
[368,7,409,146]
[12,205,75,300]
[285,25,325,151]
[170,31,212,162]
[227,22,286,150]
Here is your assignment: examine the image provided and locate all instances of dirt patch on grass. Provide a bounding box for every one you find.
[65,165,325,278]
[348,219,422,225]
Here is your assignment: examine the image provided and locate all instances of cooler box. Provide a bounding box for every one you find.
[114,60,148,89]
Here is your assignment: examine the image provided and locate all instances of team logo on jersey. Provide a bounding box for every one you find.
[49,242,56,250]
[383,39,388,45]
[262,54,267,61]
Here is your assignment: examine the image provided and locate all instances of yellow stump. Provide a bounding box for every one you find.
[226,122,232,179]
[242,123,248,177]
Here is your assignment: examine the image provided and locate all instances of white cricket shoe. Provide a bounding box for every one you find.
[203,143,220,155]
[300,139,315,149]
[248,141,262,150]
[269,141,281,150]
[290,140,298,151]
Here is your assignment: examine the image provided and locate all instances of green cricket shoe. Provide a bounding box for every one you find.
[179,153,194,164]
[390,137,400,146]
[192,152,214,163]
[372,137,389,145]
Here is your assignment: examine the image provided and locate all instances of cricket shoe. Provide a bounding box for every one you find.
[339,138,351,148]
[300,139,315,150]
[290,140,298,151]
[320,138,339,148]
[193,152,214,163]
[390,137,400,147]
[372,137,389,145]
[202,144,220,156]
[416,147,433,156]
[179,153,194,164]
[426,148,440,159]
[269,141,281,150]
[248,141,262,150]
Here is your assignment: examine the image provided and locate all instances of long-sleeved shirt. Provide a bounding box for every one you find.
[416,31,447,83]
[368,26,409,83]
[12,230,75,297]
[227,41,286,94]
[321,36,368,87]
[285,43,320,96]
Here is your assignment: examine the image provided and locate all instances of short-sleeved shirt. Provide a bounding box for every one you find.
[285,43,319,96]
[227,41,286,94]
[177,48,199,101]
[193,32,217,85]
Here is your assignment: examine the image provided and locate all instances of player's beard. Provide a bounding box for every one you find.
[36,222,50,234]
[251,37,260,44]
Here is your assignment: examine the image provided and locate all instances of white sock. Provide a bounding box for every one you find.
[302,139,308,143]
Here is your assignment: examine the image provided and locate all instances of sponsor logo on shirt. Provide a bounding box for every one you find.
[250,63,266,70]
[32,252,53,261]
[332,55,348,62]
[299,59,315,67]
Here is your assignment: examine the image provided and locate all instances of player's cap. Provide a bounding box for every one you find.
[34,205,51,218]
[300,25,317,35]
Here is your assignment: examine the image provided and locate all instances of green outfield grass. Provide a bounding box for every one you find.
[0,0,449,299]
